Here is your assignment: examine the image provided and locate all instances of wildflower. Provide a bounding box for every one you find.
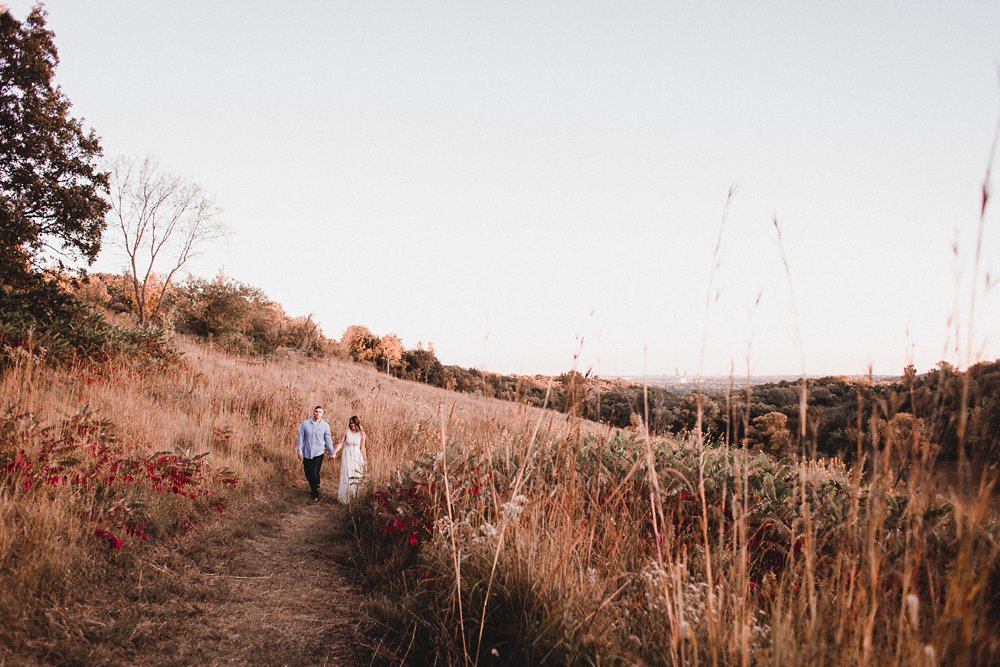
[500,494,528,522]
[409,534,419,546]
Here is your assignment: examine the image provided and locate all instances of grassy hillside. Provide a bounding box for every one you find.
[0,334,571,657]
[1,333,997,665]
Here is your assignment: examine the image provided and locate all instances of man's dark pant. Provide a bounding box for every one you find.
[303,454,324,500]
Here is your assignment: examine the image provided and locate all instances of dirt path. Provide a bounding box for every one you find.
[138,496,369,666]
[19,489,374,666]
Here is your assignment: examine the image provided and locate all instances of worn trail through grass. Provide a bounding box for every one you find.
[142,495,368,666]
[14,486,372,666]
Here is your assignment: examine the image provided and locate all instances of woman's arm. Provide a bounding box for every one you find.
[333,432,345,457]
[360,430,368,458]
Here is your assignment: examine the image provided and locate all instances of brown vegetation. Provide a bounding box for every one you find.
[2,313,998,665]
[350,385,999,665]
[0,332,570,662]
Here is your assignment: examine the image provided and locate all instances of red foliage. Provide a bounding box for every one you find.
[0,408,239,552]
[94,528,124,550]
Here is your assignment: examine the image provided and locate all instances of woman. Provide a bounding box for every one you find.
[334,415,367,503]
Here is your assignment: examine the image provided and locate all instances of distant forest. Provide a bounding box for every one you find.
[408,356,1000,468]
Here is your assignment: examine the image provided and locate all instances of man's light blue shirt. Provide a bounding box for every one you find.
[297,418,334,458]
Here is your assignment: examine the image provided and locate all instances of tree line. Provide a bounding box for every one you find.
[329,316,999,468]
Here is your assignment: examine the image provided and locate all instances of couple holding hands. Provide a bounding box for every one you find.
[296,406,367,504]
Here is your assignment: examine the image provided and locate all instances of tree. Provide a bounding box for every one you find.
[107,156,226,323]
[401,348,445,386]
[748,411,793,457]
[173,273,266,339]
[341,325,382,365]
[379,333,403,374]
[0,5,109,288]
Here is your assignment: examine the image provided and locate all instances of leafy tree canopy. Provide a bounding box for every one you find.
[0,5,108,287]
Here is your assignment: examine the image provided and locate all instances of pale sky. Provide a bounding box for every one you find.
[10,1,1000,377]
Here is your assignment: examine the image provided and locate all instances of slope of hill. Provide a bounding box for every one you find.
[0,334,590,662]
[1,333,997,664]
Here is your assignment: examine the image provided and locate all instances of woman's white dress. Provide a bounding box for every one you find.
[338,429,365,503]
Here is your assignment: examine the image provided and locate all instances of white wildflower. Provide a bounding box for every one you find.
[500,494,529,522]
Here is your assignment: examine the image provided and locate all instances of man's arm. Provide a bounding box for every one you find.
[324,423,335,457]
[296,422,305,459]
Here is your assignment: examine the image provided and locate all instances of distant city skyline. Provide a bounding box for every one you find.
[7,1,1000,377]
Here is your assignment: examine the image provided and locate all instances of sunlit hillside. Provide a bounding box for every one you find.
[2,330,997,665]
[0,334,587,659]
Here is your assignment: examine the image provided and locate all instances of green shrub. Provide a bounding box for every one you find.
[0,281,176,367]
[171,275,332,357]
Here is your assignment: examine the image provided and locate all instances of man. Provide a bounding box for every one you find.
[296,405,335,503]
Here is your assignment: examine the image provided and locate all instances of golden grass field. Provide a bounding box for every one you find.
[1,336,997,665]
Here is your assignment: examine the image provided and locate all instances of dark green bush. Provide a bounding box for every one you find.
[170,275,332,357]
[0,280,175,367]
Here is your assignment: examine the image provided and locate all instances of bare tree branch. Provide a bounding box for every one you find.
[107,156,228,323]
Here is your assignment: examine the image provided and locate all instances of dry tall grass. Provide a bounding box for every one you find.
[2,333,997,665]
[0,336,577,652]
[349,374,999,665]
